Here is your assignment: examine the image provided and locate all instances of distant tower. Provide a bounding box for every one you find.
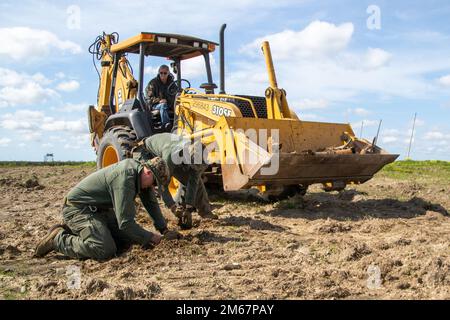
[44,153,54,162]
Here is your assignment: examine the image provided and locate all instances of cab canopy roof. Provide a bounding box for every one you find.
[111,32,218,60]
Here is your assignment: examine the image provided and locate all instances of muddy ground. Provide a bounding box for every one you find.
[0,165,448,300]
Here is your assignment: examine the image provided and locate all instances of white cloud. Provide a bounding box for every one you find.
[64,134,90,150]
[55,72,66,79]
[347,108,372,117]
[49,136,66,142]
[2,109,45,120]
[409,117,425,127]
[382,136,398,144]
[351,119,379,128]
[241,21,354,60]
[410,129,450,158]
[228,20,450,108]
[438,75,450,87]
[56,80,80,92]
[1,119,36,131]
[0,27,81,60]
[424,131,450,140]
[183,54,216,79]
[0,110,88,135]
[0,68,50,87]
[0,68,58,107]
[294,98,329,110]
[57,103,87,112]
[384,129,400,136]
[300,113,320,121]
[0,82,57,106]
[0,137,11,147]
[23,132,42,142]
[350,108,371,116]
[41,119,86,133]
[144,66,160,76]
[364,48,391,69]
[378,128,450,154]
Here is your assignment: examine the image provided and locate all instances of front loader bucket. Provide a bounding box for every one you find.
[244,153,398,189]
[212,117,399,191]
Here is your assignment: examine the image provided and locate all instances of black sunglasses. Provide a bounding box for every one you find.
[159,72,168,75]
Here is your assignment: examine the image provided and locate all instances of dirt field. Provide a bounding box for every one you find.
[0,162,449,300]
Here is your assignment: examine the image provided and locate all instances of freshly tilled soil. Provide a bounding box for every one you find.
[0,166,448,299]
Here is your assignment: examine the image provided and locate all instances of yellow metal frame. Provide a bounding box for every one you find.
[111,33,156,53]
[261,41,292,120]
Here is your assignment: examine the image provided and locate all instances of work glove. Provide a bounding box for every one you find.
[149,233,162,246]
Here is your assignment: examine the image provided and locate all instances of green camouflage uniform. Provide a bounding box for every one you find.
[54,159,167,260]
[143,133,212,215]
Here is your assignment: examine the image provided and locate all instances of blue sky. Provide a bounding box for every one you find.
[1,0,449,161]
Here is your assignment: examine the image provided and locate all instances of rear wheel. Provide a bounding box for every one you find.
[96,126,136,169]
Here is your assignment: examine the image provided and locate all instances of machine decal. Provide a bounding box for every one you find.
[212,105,232,117]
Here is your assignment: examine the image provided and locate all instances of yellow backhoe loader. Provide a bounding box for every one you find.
[88,25,398,200]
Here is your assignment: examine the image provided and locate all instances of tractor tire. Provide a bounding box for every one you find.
[96,126,136,169]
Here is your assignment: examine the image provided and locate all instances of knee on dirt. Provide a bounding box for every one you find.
[86,241,117,260]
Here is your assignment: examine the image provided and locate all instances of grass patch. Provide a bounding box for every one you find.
[1,288,27,300]
[379,160,450,182]
[0,269,16,277]
[0,161,96,168]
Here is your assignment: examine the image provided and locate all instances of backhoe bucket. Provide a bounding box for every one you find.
[212,117,399,191]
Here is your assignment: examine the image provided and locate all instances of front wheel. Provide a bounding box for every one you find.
[96,126,136,169]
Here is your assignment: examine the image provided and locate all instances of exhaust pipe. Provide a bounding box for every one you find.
[219,24,226,94]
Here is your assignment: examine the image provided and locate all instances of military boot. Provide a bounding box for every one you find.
[179,206,194,229]
[34,224,66,257]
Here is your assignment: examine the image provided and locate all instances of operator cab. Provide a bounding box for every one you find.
[110,32,218,133]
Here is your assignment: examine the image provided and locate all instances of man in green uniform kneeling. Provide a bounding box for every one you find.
[34,157,179,260]
[142,133,218,229]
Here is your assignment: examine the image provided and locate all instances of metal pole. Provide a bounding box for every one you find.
[374,119,382,145]
[138,43,146,107]
[261,41,278,89]
[219,24,226,94]
[360,120,364,138]
[407,112,417,159]
[109,53,119,114]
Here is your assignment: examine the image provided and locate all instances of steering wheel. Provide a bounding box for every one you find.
[167,79,191,96]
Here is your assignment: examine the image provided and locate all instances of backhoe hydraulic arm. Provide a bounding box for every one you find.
[261,41,292,120]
